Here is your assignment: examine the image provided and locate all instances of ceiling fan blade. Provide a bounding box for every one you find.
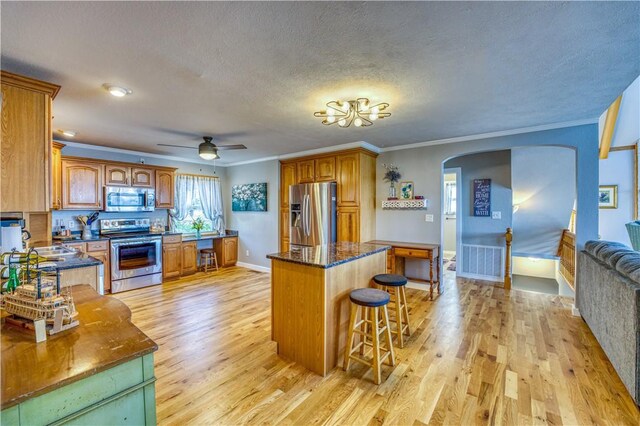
[215,144,247,150]
[157,143,198,149]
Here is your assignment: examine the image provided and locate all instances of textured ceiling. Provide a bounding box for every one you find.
[2,1,639,164]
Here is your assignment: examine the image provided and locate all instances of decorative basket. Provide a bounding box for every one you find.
[625,221,640,250]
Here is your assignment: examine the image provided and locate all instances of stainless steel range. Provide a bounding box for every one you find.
[100,218,162,293]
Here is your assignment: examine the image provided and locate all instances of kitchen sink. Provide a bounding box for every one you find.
[34,246,78,258]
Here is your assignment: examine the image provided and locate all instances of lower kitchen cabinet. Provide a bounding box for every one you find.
[181,241,198,276]
[214,236,238,267]
[62,240,110,294]
[162,243,182,280]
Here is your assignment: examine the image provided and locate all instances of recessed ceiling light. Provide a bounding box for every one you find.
[103,84,132,97]
[59,129,77,137]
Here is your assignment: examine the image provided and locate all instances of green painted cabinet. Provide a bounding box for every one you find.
[1,354,156,426]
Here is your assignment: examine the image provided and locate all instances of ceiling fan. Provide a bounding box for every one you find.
[158,136,247,160]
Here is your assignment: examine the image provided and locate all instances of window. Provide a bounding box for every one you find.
[172,196,214,233]
[444,181,457,216]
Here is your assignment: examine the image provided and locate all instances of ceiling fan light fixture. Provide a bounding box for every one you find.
[199,139,219,160]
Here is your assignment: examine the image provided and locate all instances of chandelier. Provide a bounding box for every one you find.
[314,98,390,128]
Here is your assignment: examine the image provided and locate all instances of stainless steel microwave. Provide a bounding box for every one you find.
[104,186,156,212]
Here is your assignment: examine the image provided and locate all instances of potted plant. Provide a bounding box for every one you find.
[192,217,205,239]
[382,163,401,199]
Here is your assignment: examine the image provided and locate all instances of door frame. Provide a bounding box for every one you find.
[443,167,462,275]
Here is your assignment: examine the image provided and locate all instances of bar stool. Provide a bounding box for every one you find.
[373,274,410,348]
[344,288,395,385]
[199,248,219,272]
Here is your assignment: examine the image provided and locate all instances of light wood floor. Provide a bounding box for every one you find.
[113,267,640,425]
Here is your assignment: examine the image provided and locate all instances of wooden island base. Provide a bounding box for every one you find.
[270,250,386,376]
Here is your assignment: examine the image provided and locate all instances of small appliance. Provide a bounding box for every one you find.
[289,182,337,247]
[104,186,156,212]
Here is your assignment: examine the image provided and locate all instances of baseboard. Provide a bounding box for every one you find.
[236,262,271,273]
[571,304,580,317]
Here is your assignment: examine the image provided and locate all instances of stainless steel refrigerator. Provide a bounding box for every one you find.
[289,182,337,247]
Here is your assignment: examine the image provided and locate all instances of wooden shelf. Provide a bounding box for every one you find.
[381,199,429,210]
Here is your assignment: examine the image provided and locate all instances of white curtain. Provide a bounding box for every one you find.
[169,175,196,227]
[195,175,225,234]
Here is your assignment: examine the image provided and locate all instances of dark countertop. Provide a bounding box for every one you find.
[1,284,158,409]
[51,230,237,243]
[266,242,391,269]
[37,252,103,271]
[182,230,238,242]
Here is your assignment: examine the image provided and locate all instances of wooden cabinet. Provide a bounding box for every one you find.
[1,71,60,212]
[279,149,377,247]
[214,236,238,267]
[315,157,336,182]
[105,165,155,188]
[280,163,297,208]
[337,208,360,242]
[104,164,130,186]
[155,170,175,209]
[181,241,198,276]
[51,142,65,210]
[162,242,182,280]
[59,240,110,294]
[131,167,154,188]
[336,153,360,207]
[61,159,103,210]
[86,240,111,294]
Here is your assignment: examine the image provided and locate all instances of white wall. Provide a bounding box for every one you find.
[598,75,640,148]
[511,146,576,256]
[599,149,633,245]
[223,160,280,269]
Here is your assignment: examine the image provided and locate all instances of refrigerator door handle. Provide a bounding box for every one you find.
[304,194,311,236]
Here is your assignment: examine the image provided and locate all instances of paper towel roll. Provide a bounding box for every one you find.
[1,226,24,253]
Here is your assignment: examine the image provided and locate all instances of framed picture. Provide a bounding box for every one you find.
[232,182,268,211]
[599,185,618,209]
[400,181,413,199]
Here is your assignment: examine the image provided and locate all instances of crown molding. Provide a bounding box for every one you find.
[379,118,599,153]
[57,140,228,167]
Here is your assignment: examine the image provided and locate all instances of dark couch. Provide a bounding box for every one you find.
[577,240,640,405]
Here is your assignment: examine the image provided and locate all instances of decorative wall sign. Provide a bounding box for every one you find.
[400,181,414,199]
[473,179,491,217]
[599,185,618,209]
[232,182,267,211]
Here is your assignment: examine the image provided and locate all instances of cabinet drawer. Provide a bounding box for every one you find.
[86,240,109,251]
[162,234,182,244]
[394,247,430,259]
[64,242,86,253]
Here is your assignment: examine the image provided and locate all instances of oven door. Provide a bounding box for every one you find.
[111,237,162,280]
[104,187,154,212]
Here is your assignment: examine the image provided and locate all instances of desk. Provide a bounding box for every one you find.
[368,240,441,299]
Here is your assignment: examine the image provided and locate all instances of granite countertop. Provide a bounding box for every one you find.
[1,284,158,409]
[181,230,238,242]
[52,230,237,243]
[266,242,391,269]
[38,252,103,271]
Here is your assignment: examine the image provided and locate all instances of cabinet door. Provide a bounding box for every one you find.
[87,250,110,293]
[104,164,130,187]
[131,167,155,188]
[162,243,182,279]
[315,157,336,182]
[61,160,103,209]
[280,208,290,241]
[297,160,315,183]
[51,142,64,210]
[155,170,175,209]
[223,237,238,266]
[336,153,360,207]
[337,208,360,242]
[280,163,297,208]
[181,241,198,276]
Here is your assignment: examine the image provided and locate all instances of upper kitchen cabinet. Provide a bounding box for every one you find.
[105,164,155,188]
[155,169,175,209]
[1,71,60,212]
[279,148,377,245]
[61,159,103,210]
[51,142,65,210]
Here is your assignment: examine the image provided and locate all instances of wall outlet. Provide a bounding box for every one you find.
[492,211,502,220]
[245,250,250,257]
[68,221,75,229]
[425,214,434,222]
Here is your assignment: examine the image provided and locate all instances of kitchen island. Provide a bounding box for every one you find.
[267,242,390,375]
[1,284,158,425]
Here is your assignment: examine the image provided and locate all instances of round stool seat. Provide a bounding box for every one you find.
[349,288,390,307]
[200,248,215,254]
[373,274,408,287]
